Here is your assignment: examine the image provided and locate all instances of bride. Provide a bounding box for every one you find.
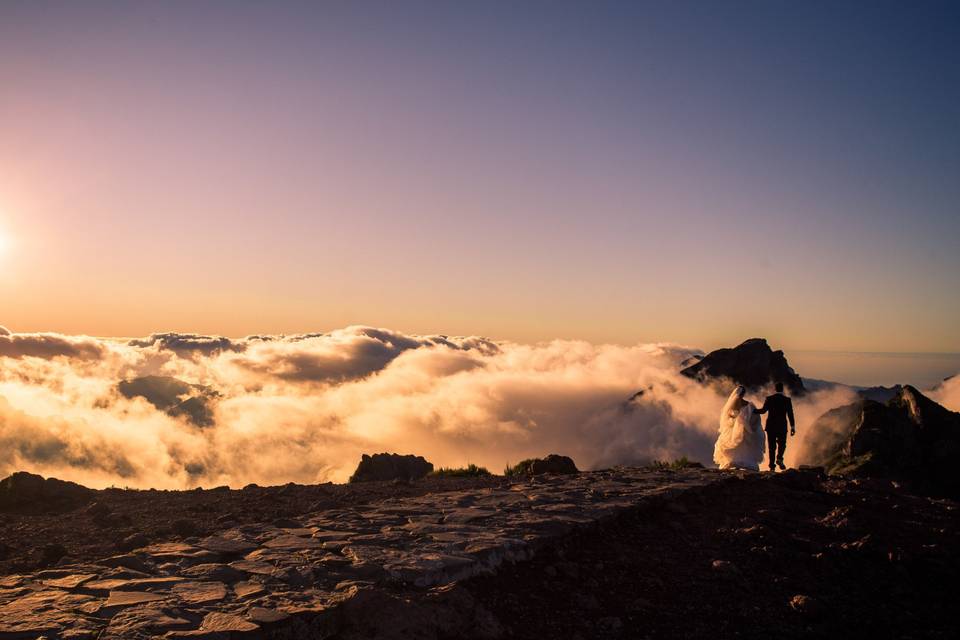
[714,385,766,471]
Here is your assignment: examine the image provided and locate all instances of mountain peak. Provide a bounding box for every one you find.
[680,338,805,395]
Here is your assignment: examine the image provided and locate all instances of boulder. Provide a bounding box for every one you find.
[508,454,579,476]
[349,453,434,483]
[530,454,579,475]
[0,471,94,514]
[680,338,805,395]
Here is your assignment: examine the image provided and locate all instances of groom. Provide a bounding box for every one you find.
[755,382,795,471]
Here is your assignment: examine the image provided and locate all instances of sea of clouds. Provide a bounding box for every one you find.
[1,324,935,489]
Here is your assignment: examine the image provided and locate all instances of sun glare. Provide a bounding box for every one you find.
[0,229,9,257]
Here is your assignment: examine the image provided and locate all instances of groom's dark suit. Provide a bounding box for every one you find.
[755,392,795,468]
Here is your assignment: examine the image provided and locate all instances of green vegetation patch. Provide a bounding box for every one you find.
[430,464,492,478]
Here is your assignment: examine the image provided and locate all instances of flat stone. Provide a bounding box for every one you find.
[246,606,289,624]
[138,542,199,555]
[228,560,276,575]
[172,581,228,604]
[197,536,258,556]
[243,548,289,563]
[311,530,357,542]
[262,534,322,550]
[100,566,152,579]
[42,573,97,589]
[0,590,97,634]
[0,586,31,599]
[201,611,259,632]
[34,568,80,579]
[88,576,184,593]
[96,554,152,573]
[102,604,195,637]
[233,580,266,599]
[181,563,246,583]
[0,574,26,588]
[84,578,133,592]
[101,590,167,610]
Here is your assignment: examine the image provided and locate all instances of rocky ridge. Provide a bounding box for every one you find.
[804,385,960,497]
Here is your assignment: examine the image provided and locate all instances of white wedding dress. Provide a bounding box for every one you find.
[713,388,766,471]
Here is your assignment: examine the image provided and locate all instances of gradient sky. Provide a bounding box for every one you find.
[1,0,958,352]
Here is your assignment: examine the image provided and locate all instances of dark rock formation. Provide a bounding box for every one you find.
[857,385,903,403]
[0,471,93,514]
[507,454,579,476]
[802,402,863,469]
[680,338,805,395]
[117,375,218,427]
[803,386,960,497]
[349,453,434,483]
[531,454,579,475]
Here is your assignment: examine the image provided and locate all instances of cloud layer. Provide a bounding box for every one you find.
[930,375,960,412]
[0,325,884,488]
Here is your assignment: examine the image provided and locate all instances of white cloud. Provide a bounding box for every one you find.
[0,325,904,488]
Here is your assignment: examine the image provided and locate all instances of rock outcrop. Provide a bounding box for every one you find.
[117,376,218,427]
[0,471,94,514]
[680,338,805,395]
[803,386,960,496]
[349,453,434,483]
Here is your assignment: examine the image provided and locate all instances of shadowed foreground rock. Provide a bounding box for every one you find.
[349,453,434,483]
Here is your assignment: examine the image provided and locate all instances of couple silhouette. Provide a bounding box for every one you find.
[714,382,796,472]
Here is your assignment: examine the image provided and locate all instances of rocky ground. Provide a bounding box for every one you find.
[1,469,957,639]
[0,475,504,575]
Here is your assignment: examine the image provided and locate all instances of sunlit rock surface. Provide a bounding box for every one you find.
[0,467,727,639]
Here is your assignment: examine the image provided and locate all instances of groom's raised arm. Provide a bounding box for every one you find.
[755,397,769,415]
